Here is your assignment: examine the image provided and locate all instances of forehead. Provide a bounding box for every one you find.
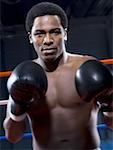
[32,15,62,30]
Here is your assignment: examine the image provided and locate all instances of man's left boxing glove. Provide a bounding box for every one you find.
[7,61,48,121]
[75,60,113,102]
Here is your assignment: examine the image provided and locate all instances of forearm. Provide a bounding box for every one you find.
[3,116,26,143]
[98,92,113,129]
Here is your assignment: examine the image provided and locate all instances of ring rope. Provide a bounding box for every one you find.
[0,71,12,77]
[0,100,8,105]
[0,124,107,141]
[0,58,113,78]
[100,58,113,64]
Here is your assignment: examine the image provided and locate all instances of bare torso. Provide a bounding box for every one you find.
[28,54,100,150]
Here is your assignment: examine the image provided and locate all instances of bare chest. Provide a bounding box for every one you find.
[46,68,81,109]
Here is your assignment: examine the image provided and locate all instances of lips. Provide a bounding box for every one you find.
[42,48,57,55]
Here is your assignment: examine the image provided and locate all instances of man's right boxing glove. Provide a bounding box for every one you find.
[7,61,48,121]
[75,60,112,102]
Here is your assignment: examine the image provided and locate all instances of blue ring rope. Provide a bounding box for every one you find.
[0,124,108,141]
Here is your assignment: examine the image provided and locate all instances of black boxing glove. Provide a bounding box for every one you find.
[7,61,48,121]
[99,65,113,112]
[75,60,113,102]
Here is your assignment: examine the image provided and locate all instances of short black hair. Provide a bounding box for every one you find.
[25,2,68,33]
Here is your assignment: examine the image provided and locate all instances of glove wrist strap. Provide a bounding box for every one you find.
[9,111,27,122]
[7,96,27,122]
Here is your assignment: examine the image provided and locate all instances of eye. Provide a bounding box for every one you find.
[50,29,61,36]
[33,30,45,37]
[34,32,45,37]
[54,31,61,35]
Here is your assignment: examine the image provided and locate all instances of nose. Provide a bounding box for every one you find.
[43,33,53,46]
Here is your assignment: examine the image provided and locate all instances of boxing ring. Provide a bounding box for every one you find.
[0,58,113,148]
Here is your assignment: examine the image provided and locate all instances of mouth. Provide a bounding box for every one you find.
[42,48,57,55]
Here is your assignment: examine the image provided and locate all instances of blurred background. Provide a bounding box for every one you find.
[0,0,113,149]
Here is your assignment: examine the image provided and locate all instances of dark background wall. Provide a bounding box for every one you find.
[68,16,112,59]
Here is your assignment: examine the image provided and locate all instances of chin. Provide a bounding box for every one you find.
[43,56,56,62]
[44,58,56,63]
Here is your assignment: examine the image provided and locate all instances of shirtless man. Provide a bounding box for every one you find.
[3,2,113,150]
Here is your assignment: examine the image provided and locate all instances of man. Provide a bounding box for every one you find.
[3,2,113,150]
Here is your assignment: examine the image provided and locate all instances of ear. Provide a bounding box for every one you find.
[29,34,33,44]
[64,29,67,41]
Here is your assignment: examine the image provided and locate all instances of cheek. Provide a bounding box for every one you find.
[32,35,43,45]
[58,39,65,49]
[56,37,64,47]
[32,41,42,55]
[33,39,42,49]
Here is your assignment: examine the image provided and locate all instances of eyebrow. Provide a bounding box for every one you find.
[34,28,61,33]
[50,28,61,32]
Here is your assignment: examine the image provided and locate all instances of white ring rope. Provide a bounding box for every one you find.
[0,100,8,105]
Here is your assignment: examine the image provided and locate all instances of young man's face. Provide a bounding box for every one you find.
[29,15,67,62]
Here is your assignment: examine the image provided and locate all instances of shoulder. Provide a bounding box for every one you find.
[67,52,97,61]
[66,52,97,68]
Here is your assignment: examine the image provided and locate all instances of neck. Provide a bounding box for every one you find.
[37,52,68,72]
